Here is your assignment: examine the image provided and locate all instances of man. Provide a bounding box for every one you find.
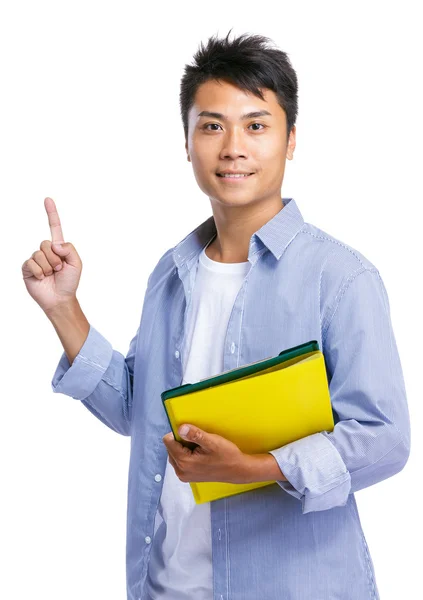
[23,30,410,599]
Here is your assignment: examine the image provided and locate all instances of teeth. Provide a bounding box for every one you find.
[219,173,251,178]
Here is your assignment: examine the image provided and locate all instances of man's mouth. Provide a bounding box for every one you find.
[216,172,255,179]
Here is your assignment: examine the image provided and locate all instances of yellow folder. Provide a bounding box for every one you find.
[161,340,334,504]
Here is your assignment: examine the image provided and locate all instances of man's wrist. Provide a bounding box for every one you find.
[45,297,80,322]
[241,452,288,483]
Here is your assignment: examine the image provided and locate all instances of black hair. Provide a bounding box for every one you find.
[179,29,298,143]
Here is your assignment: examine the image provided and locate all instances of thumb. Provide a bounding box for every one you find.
[178,424,210,448]
[51,242,81,269]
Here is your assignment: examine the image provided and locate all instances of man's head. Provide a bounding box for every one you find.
[180,30,298,209]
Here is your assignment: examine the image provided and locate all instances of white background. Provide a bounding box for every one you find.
[1,1,421,598]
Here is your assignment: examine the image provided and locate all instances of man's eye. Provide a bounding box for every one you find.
[249,123,266,131]
[203,124,222,131]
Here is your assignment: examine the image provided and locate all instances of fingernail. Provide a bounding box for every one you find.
[54,263,62,271]
[179,425,190,436]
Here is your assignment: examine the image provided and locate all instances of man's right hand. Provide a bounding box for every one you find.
[22,197,83,315]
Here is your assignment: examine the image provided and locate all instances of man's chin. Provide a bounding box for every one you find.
[209,193,259,208]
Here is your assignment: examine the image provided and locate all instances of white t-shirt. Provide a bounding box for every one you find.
[144,240,250,600]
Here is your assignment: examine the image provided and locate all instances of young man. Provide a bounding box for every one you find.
[24,31,410,600]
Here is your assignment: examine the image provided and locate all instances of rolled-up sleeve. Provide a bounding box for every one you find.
[268,268,411,514]
[51,324,139,436]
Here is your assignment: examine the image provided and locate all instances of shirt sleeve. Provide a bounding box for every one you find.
[268,267,411,514]
[51,323,140,436]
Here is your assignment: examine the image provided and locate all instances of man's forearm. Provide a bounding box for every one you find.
[46,298,90,366]
[242,453,288,483]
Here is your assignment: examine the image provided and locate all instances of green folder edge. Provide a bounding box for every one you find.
[161,339,320,447]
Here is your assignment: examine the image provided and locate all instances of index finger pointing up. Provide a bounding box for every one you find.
[44,197,64,243]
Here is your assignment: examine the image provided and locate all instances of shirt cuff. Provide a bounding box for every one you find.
[268,432,352,514]
[51,325,113,400]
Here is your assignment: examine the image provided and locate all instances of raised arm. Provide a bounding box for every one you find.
[22,197,136,435]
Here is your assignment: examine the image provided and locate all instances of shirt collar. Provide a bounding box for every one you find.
[172,197,305,270]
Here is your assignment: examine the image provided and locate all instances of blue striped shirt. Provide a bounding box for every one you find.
[51,197,411,600]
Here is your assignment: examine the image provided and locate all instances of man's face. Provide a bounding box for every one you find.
[185,78,296,209]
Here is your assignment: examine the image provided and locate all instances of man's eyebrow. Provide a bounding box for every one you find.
[197,110,272,120]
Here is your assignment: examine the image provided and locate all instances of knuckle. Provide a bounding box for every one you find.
[43,241,63,266]
[33,250,53,275]
[52,256,62,268]
[30,260,43,277]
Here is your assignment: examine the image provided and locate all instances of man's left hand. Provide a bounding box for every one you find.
[162,424,250,484]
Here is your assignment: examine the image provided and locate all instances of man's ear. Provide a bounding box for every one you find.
[185,139,191,162]
[286,126,296,161]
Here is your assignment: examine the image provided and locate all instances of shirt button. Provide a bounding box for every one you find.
[175,350,180,358]
[230,342,235,354]
[145,536,151,544]
[155,474,162,482]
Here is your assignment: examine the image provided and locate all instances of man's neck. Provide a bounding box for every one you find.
[205,196,285,264]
